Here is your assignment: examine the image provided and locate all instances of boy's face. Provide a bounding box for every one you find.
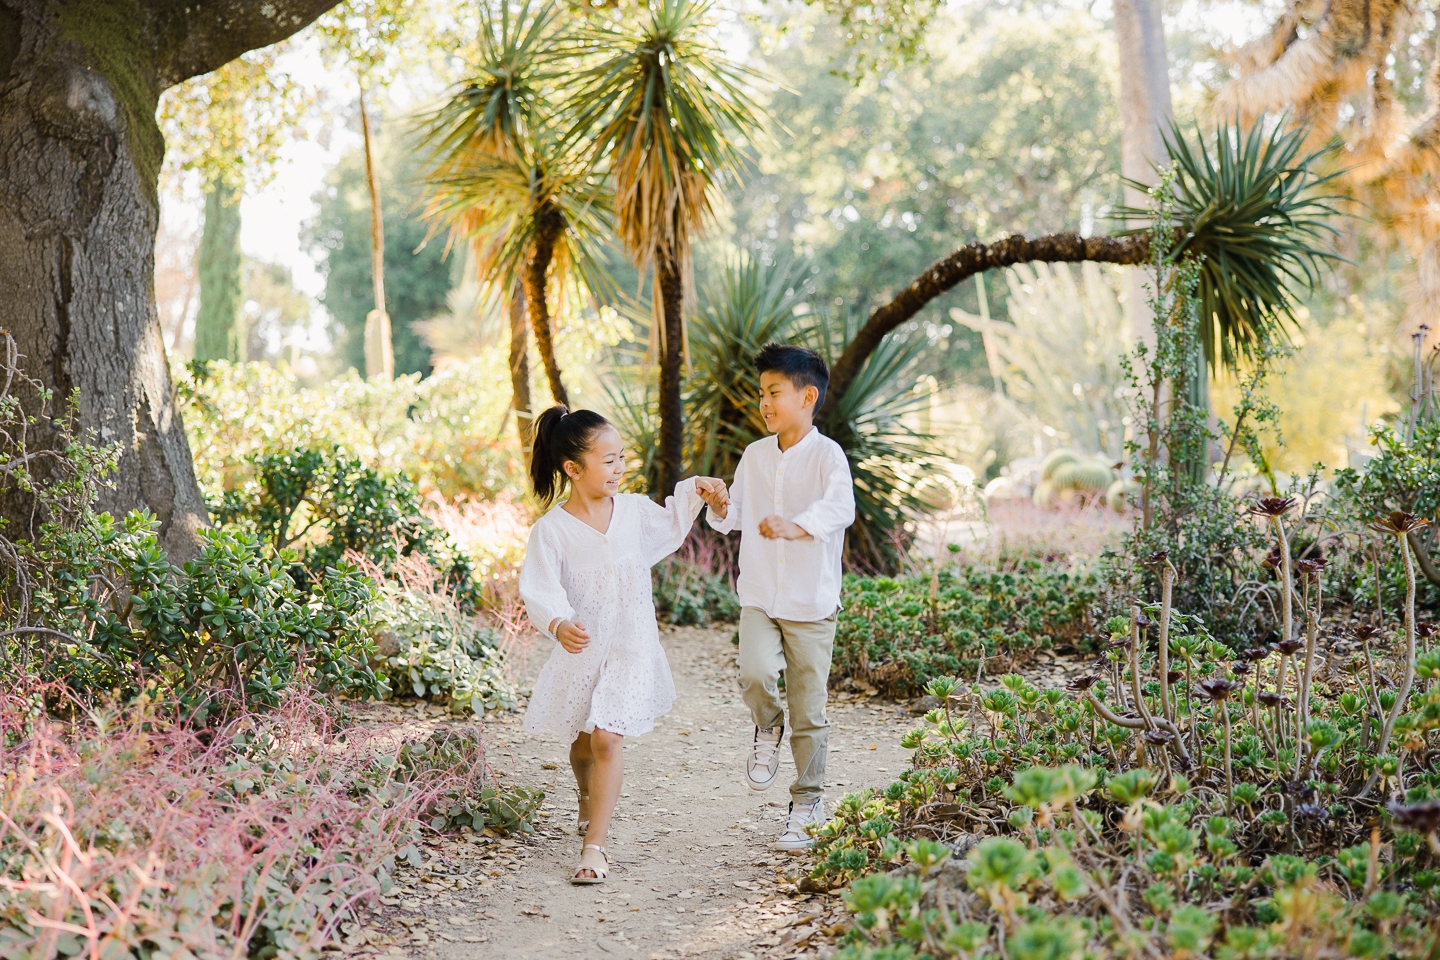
[758,370,817,434]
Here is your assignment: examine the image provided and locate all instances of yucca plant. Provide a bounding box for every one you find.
[605,256,942,570]
[686,255,808,479]
[1117,118,1347,370]
[805,310,939,570]
[568,0,771,496]
[419,2,612,415]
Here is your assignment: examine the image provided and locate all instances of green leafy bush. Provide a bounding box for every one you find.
[371,578,520,714]
[653,554,741,626]
[211,445,478,602]
[833,560,1099,694]
[9,510,381,721]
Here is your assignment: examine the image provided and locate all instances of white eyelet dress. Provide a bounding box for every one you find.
[519,479,704,742]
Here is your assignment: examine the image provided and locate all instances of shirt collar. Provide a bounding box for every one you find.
[778,426,819,457]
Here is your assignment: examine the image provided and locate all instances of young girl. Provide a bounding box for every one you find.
[518,406,727,884]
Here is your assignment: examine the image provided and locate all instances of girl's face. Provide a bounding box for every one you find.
[563,426,626,498]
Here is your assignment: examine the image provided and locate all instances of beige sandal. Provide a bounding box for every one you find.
[570,844,608,885]
[576,790,590,837]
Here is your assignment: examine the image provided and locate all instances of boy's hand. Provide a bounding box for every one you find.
[696,477,730,516]
[759,516,810,540]
[554,619,591,654]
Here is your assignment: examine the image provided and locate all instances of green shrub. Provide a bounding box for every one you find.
[211,445,478,603]
[9,510,381,721]
[371,579,520,714]
[653,555,741,626]
[833,561,1099,694]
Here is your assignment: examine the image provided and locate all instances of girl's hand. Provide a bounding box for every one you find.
[555,619,591,653]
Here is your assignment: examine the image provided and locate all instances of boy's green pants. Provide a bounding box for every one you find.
[736,605,836,804]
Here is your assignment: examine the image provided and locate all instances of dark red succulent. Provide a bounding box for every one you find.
[1295,557,1328,577]
[1143,729,1174,746]
[1368,511,1430,536]
[1416,622,1437,639]
[1349,624,1383,641]
[1166,670,1183,684]
[1388,799,1440,835]
[1275,639,1303,656]
[1241,647,1270,662]
[1251,497,1296,518]
[1257,691,1284,707]
[1135,613,1156,629]
[1197,678,1241,702]
[1066,675,1100,692]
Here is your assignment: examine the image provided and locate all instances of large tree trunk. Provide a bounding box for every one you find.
[655,250,686,499]
[0,0,343,559]
[1114,0,1174,346]
[819,232,1151,423]
[193,179,243,361]
[507,278,533,461]
[523,201,569,407]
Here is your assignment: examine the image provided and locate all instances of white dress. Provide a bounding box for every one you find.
[520,479,704,742]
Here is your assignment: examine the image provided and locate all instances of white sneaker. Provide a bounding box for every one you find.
[774,797,825,851]
[745,725,784,792]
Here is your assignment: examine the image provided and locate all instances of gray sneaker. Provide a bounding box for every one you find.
[774,797,826,851]
[745,725,784,791]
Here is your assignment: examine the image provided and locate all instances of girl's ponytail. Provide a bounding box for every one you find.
[528,405,612,504]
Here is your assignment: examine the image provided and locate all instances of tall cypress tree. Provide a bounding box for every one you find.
[193,181,244,362]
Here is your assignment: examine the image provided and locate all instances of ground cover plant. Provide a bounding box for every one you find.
[834,558,1100,696]
[800,171,1440,960]
[808,495,1440,958]
[0,689,539,960]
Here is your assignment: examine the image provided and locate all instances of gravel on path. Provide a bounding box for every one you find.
[358,625,923,960]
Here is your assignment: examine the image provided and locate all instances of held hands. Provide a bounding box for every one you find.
[759,516,810,540]
[551,618,591,654]
[695,477,730,517]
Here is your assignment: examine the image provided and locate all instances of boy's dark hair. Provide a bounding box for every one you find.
[754,343,829,410]
[528,405,613,504]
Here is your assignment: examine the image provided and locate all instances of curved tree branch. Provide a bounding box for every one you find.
[819,231,1152,422]
[158,0,345,86]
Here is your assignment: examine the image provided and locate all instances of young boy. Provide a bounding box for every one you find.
[705,344,856,850]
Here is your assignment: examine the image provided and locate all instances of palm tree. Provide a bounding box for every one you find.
[569,0,769,497]
[819,119,1344,423]
[420,3,610,439]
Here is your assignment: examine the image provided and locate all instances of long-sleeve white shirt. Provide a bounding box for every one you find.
[706,429,855,621]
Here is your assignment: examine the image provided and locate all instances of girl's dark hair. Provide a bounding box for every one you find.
[529,405,613,504]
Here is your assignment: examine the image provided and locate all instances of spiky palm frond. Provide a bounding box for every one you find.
[422,139,615,305]
[805,311,941,568]
[686,256,808,477]
[415,1,566,167]
[1118,118,1347,370]
[567,0,771,268]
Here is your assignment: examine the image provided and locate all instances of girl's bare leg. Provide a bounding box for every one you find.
[570,732,593,827]
[578,727,623,878]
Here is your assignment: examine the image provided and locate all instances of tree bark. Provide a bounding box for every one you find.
[0,0,343,560]
[193,179,242,361]
[1114,0,1174,347]
[507,278,533,461]
[818,232,1151,423]
[359,86,392,380]
[523,201,569,407]
[655,250,686,499]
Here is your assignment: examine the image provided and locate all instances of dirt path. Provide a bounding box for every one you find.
[356,625,929,960]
